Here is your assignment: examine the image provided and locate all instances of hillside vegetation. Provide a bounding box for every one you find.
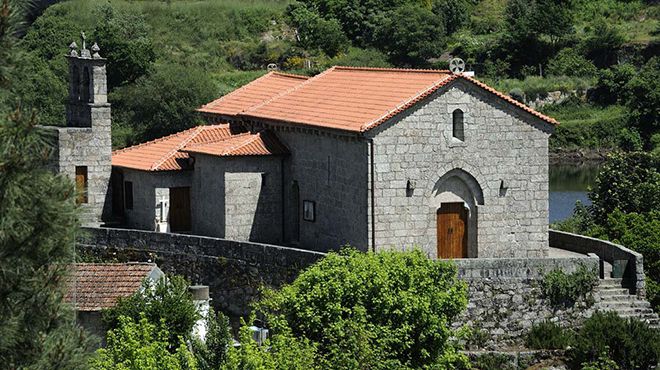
[8,0,659,152]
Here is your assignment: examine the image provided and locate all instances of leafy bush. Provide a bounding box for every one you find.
[526,320,574,350]
[102,275,200,346]
[222,317,318,370]
[255,248,469,369]
[624,56,659,146]
[588,63,636,106]
[570,311,660,370]
[92,315,197,370]
[541,264,598,307]
[288,4,349,57]
[547,48,597,77]
[192,308,232,370]
[581,18,626,69]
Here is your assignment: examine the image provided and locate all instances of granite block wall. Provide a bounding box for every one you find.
[453,256,600,348]
[78,227,325,317]
[119,169,193,231]
[264,126,370,252]
[191,154,283,244]
[368,80,554,258]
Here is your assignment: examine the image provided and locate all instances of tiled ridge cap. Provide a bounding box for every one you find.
[150,126,206,170]
[459,75,559,126]
[197,71,308,114]
[182,131,256,156]
[241,66,340,116]
[271,71,310,80]
[333,66,451,73]
[111,126,201,156]
[360,74,459,132]
[223,132,270,156]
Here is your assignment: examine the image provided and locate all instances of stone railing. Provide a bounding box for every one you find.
[453,255,600,279]
[77,227,326,316]
[549,230,645,296]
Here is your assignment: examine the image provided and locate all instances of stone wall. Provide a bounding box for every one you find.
[550,230,645,296]
[191,154,283,244]
[77,227,325,316]
[368,80,554,258]
[453,256,600,348]
[119,169,193,231]
[262,126,370,252]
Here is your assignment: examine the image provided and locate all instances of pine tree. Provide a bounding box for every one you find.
[0,1,95,368]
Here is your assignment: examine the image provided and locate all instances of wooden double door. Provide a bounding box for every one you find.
[437,203,468,259]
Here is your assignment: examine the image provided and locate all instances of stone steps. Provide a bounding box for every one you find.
[594,278,660,329]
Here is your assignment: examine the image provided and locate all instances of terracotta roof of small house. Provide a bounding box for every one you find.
[197,72,309,117]
[181,130,288,157]
[64,263,160,311]
[112,124,288,171]
[230,66,557,132]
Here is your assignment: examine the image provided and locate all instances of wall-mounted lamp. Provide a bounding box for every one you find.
[406,179,416,197]
[499,179,508,197]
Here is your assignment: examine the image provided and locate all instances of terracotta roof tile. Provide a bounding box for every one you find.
[198,72,309,117]
[182,130,288,157]
[238,66,558,132]
[64,263,158,311]
[112,125,234,171]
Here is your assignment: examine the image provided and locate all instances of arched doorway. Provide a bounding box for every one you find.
[432,169,484,258]
[437,203,468,258]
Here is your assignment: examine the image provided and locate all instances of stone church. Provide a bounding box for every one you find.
[47,42,558,259]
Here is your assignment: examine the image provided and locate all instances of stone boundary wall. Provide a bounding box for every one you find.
[550,230,645,296]
[77,227,325,316]
[79,227,603,348]
[453,256,600,348]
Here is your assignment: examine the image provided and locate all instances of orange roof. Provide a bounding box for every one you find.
[236,66,557,132]
[64,263,159,311]
[112,125,234,171]
[198,72,309,117]
[181,130,288,157]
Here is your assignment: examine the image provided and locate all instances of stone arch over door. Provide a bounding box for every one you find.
[431,168,484,258]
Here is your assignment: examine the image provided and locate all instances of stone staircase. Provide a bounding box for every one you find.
[594,278,659,328]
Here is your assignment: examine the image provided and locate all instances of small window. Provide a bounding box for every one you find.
[75,166,88,204]
[452,109,465,141]
[124,181,133,210]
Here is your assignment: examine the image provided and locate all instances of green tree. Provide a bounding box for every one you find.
[102,275,200,347]
[92,4,156,90]
[110,63,216,146]
[92,315,197,370]
[546,48,597,77]
[288,4,349,57]
[256,248,469,369]
[624,57,659,148]
[374,4,446,66]
[581,18,626,69]
[0,1,95,368]
[589,63,636,106]
[192,308,232,370]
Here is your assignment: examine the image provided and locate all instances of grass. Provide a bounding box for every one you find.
[541,103,627,127]
[484,75,595,101]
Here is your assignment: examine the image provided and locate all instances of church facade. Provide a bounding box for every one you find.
[49,42,557,259]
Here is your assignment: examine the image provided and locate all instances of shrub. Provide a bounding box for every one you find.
[256,248,469,369]
[222,317,318,370]
[547,48,597,77]
[91,315,197,370]
[541,264,598,307]
[588,63,636,106]
[570,311,660,370]
[287,4,349,57]
[526,320,574,350]
[508,88,525,103]
[102,275,200,346]
[192,308,231,370]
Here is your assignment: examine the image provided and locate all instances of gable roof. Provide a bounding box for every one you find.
[181,130,288,157]
[223,66,557,132]
[64,263,161,311]
[197,71,309,117]
[112,124,288,171]
[112,125,234,171]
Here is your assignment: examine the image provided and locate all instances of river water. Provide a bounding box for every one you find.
[549,163,601,223]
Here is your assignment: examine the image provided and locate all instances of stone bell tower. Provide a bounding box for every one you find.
[45,33,112,225]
